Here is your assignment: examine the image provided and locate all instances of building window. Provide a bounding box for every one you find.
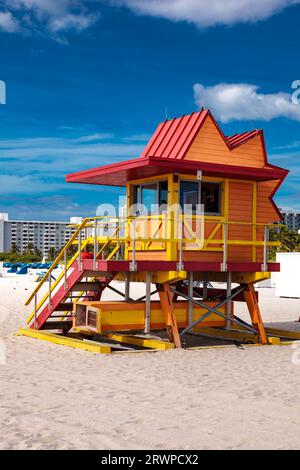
[180,181,222,215]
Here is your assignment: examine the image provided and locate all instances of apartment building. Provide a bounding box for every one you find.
[0,213,82,255]
[280,208,300,232]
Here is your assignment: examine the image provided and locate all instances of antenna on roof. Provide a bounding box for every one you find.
[165,107,168,120]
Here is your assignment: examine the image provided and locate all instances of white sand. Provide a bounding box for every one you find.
[0,275,300,450]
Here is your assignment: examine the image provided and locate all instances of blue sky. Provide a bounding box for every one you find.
[0,0,300,220]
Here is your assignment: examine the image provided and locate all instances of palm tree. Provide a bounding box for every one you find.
[269,226,300,256]
[47,247,59,261]
[11,242,20,254]
[23,243,35,255]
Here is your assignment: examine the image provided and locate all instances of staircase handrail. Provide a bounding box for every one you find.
[25,217,89,306]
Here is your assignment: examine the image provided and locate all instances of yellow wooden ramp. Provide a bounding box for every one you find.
[18,328,111,354]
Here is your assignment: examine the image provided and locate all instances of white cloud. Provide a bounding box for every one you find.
[7,0,82,18]
[273,141,300,150]
[75,133,114,143]
[0,129,136,217]
[193,82,300,122]
[0,133,144,194]
[123,133,152,142]
[0,174,61,194]
[0,135,142,160]
[0,0,99,38]
[117,0,300,27]
[49,13,98,33]
[0,12,19,32]
[2,0,298,39]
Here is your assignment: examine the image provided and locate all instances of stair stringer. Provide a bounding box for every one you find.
[30,264,84,330]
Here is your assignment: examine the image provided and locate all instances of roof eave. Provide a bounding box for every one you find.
[66,155,287,186]
[66,157,149,185]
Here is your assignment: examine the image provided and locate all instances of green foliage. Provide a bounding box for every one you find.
[0,252,42,262]
[0,243,43,262]
[11,242,20,254]
[46,246,62,261]
[23,243,42,259]
[269,225,300,260]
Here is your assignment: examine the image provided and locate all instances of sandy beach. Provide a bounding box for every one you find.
[0,275,300,450]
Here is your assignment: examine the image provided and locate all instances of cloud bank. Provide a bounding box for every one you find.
[0,0,98,38]
[1,0,300,39]
[0,133,144,195]
[0,11,19,32]
[118,0,300,27]
[193,82,300,122]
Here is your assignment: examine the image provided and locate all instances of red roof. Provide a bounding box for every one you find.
[66,109,288,186]
[66,156,287,187]
[141,109,262,159]
[141,110,208,159]
[226,130,261,148]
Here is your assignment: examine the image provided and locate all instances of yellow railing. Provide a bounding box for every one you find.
[25,215,280,326]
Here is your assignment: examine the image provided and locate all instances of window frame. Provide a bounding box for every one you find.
[179,179,222,216]
[131,179,169,215]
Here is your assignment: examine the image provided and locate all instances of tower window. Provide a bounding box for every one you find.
[180,181,221,215]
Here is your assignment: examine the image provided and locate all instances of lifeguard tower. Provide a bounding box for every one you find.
[21,109,289,353]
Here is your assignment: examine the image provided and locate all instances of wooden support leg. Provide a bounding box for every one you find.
[91,279,102,301]
[226,271,232,330]
[188,271,193,326]
[157,282,182,349]
[125,274,130,301]
[145,271,151,334]
[89,275,115,301]
[243,283,268,344]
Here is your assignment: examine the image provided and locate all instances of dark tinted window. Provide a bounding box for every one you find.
[180,181,199,212]
[180,181,221,214]
[201,182,221,214]
[158,181,168,205]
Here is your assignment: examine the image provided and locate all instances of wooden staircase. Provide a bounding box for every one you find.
[25,217,121,332]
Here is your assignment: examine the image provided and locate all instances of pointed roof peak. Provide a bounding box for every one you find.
[226,129,262,148]
[141,108,262,160]
[141,109,209,160]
